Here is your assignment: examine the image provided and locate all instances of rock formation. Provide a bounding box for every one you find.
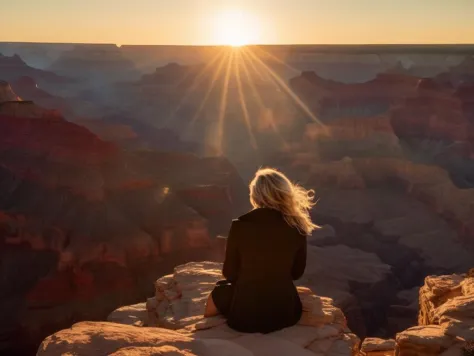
[0,80,21,101]
[0,53,71,87]
[0,42,72,69]
[76,115,207,154]
[37,263,474,356]
[360,272,474,355]
[38,261,361,355]
[360,338,396,356]
[0,80,64,119]
[10,76,74,116]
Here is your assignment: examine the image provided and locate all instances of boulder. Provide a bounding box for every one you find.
[395,325,454,355]
[37,321,208,356]
[360,337,396,356]
[107,302,148,327]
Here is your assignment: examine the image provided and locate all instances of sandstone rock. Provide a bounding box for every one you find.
[361,338,396,353]
[392,272,474,354]
[40,262,360,355]
[396,325,454,355]
[440,316,474,342]
[37,321,206,356]
[107,302,148,326]
[110,345,197,356]
[419,275,465,325]
[151,262,360,355]
[462,278,474,296]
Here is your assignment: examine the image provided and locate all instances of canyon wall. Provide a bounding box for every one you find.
[2,44,474,354]
[0,85,249,355]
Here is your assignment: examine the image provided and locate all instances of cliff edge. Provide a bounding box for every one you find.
[36,262,474,355]
[37,261,360,355]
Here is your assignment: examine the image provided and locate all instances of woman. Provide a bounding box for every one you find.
[204,167,319,333]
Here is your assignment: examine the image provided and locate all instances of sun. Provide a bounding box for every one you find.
[215,10,260,47]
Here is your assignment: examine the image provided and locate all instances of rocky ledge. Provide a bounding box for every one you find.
[362,271,474,356]
[37,261,360,355]
[37,263,474,356]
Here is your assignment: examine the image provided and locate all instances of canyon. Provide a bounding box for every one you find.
[1,42,474,354]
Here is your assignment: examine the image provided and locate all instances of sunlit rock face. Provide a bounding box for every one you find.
[394,272,474,355]
[0,84,248,355]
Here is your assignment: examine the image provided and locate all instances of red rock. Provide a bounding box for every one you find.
[0,92,248,355]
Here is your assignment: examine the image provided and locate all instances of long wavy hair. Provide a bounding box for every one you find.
[249,168,319,236]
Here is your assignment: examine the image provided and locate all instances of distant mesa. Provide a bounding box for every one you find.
[0,42,73,69]
[0,53,73,88]
[48,44,141,82]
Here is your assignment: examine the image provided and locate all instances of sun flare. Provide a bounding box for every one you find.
[215,10,260,47]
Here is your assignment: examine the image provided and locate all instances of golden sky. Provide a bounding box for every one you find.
[2,0,474,45]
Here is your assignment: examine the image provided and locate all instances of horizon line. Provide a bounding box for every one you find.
[2,41,474,47]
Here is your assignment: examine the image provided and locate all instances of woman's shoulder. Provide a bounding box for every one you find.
[236,207,282,222]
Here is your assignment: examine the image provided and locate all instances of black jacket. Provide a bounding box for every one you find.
[222,207,307,333]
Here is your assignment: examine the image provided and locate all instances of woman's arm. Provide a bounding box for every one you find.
[222,220,240,282]
[291,237,307,280]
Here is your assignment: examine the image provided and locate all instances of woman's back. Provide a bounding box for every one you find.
[206,167,317,334]
[222,208,307,333]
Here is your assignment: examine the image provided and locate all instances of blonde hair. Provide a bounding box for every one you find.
[249,168,319,236]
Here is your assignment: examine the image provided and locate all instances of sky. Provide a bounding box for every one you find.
[2,0,474,45]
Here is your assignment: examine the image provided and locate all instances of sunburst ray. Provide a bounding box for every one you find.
[244,47,324,126]
[235,51,258,149]
[239,49,289,147]
[215,51,234,155]
[252,46,301,76]
[187,50,230,132]
[165,49,226,124]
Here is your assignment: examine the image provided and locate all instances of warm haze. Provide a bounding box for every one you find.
[2,0,474,355]
[2,0,474,45]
